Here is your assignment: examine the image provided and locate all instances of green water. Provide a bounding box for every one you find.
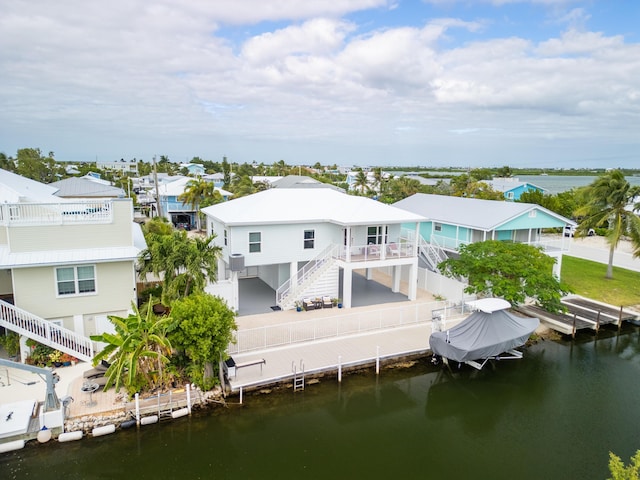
[3,328,640,479]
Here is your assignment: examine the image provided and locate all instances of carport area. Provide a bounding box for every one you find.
[237,268,414,317]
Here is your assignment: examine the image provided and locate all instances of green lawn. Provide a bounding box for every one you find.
[562,255,640,307]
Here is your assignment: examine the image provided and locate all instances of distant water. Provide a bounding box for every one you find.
[519,175,640,194]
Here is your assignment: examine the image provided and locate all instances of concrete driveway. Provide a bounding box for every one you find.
[560,234,640,272]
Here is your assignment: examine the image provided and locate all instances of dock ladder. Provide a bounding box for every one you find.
[292,359,305,392]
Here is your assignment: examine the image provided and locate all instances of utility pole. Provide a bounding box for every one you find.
[153,155,162,218]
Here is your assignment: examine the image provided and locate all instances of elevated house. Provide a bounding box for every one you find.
[0,169,146,362]
[156,175,232,230]
[393,193,575,278]
[48,175,126,199]
[201,188,426,311]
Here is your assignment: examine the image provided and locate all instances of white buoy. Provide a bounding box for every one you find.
[58,431,83,443]
[0,440,25,453]
[140,415,158,425]
[171,407,189,419]
[37,428,52,443]
[92,424,116,437]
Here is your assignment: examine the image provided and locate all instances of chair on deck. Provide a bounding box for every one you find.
[303,298,315,310]
[322,296,333,308]
[387,243,400,256]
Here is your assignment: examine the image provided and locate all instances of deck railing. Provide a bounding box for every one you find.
[0,299,94,362]
[228,300,468,354]
[0,201,113,226]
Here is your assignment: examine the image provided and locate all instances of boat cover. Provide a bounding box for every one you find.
[430,309,539,363]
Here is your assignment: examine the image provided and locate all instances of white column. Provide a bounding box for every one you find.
[408,260,418,301]
[392,265,401,293]
[342,267,353,308]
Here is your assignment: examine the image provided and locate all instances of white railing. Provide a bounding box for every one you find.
[418,235,448,272]
[276,244,340,306]
[336,240,415,262]
[430,234,469,251]
[0,299,94,362]
[0,201,113,226]
[228,300,468,354]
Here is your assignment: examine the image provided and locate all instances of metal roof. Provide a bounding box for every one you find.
[202,188,426,226]
[393,193,573,230]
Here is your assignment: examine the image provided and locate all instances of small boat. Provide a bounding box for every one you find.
[429,298,539,370]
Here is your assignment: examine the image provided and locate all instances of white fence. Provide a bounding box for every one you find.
[228,300,469,354]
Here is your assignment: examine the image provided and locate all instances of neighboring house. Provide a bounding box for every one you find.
[270,175,345,192]
[180,163,205,177]
[345,169,391,193]
[98,159,139,176]
[201,188,425,311]
[157,176,232,229]
[49,175,125,198]
[204,172,225,188]
[393,193,575,278]
[484,177,545,200]
[0,169,146,362]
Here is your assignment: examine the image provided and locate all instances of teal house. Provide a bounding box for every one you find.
[393,193,575,278]
[485,177,545,200]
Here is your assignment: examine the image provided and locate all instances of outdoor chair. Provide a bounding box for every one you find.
[322,296,333,308]
[387,243,400,256]
[303,298,315,310]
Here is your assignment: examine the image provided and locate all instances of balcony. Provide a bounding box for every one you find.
[335,241,416,263]
[0,201,114,226]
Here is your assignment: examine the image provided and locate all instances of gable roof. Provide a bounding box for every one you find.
[49,176,125,198]
[393,193,573,230]
[0,168,60,203]
[270,175,345,192]
[202,188,426,227]
[485,177,545,193]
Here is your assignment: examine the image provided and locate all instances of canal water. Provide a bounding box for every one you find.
[2,328,640,479]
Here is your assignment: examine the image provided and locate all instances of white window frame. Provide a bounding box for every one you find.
[434,223,442,232]
[55,265,97,297]
[249,232,261,253]
[224,229,228,246]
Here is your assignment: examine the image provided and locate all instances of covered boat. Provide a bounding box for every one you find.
[430,298,539,370]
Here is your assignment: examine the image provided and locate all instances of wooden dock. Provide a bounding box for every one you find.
[515,296,639,337]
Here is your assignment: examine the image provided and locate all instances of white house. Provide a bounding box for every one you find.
[201,188,426,311]
[0,169,146,362]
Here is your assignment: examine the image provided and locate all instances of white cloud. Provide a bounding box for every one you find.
[0,0,638,167]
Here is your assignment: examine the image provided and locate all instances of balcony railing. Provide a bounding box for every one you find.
[336,241,415,262]
[0,201,113,226]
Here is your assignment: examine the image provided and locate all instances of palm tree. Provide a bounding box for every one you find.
[575,170,640,279]
[91,301,173,394]
[353,170,370,195]
[178,179,214,231]
[139,230,222,303]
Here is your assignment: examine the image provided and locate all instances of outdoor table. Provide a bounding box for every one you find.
[81,381,99,407]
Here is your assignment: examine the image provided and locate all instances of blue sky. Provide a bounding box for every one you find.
[1,0,638,168]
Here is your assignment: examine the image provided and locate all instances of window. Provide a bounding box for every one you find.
[528,210,537,218]
[249,232,261,253]
[367,226,388,245]
[56,265,96,296]
[304,230,315,249]
[434,223,442,232]
[224,229,228,246]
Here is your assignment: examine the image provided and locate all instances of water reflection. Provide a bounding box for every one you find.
[3,329,640,480]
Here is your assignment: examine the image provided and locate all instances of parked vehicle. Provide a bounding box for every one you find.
[564,225,595,237]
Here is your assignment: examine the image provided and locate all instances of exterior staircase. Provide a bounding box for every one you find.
[418,234,448,273]
[276,244,341,310]
[0,299,94,362]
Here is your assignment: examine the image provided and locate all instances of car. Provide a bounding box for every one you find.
[564,225,595,237]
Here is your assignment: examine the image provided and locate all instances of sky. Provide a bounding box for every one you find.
[1,0,639,169]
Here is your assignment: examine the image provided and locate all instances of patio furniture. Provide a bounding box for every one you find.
[387,243,401,256]
[322,296,333,308]
[303,298,315,310]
